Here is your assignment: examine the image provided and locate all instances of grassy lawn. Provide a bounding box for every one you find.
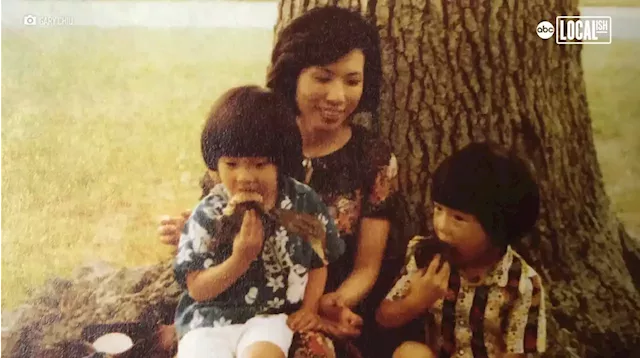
[87,0,640,5]
[2,27,639,310]
[1,27,273,309]
[585,41,640,236]
[32,0,640,4]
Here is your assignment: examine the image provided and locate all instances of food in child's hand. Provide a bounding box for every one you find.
[212,193,267,248]
[211,192,326,261]
[223,192,265,216]
[414,237,454,269]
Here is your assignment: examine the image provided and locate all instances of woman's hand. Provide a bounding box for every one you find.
[318,292,363,338]
[319,314,362,338]
[335,306,363,332]
[158,210,191,246]
[287,308,322,332]
[319,292,348,321]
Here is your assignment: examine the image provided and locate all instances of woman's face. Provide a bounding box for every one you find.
[295,49,365,132]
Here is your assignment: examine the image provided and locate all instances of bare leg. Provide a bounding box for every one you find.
[240,341,286,358]
[393,341,435,358]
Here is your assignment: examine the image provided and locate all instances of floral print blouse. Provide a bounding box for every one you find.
[301,125,399,292]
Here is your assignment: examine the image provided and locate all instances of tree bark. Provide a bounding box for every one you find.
[275,0,640,356]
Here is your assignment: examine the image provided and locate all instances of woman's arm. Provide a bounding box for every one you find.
[333,147,399,307]
[335,217,390,307]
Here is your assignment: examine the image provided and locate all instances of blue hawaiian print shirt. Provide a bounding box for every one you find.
[174,176,344,339]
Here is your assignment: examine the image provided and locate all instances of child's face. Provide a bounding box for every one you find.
[432,202,491,265]
[215,156,278,208]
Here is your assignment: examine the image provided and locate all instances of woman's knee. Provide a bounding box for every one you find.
[392,341,435,358]
[240,341,286,358]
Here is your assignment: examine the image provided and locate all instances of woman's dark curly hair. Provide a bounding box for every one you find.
[266,6,382,115]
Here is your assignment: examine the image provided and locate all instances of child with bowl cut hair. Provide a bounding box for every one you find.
[377,142,546,358]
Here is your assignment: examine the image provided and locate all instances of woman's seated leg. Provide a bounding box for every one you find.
[392,341,435,358]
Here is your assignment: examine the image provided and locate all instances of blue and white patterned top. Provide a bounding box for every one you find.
[173,176,344,339]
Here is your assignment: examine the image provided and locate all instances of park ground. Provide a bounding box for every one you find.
[87,0,640,6]
[1,26,639,309]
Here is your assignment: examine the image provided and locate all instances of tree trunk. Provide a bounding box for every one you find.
[275,0,640,356]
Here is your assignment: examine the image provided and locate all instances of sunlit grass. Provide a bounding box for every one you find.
[1,27,273,309]
[88,0,640,4]
[583,40,640,236]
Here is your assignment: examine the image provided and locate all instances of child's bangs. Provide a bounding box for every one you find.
[201,86,300,172]
[223,136,279,163]
[216,117,282,162]
[430,157,491,216]
[432,176,484,216]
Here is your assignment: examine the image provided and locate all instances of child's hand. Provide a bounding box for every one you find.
[407,254,451,312]
[231,210,264,264]
[287,308,321,332]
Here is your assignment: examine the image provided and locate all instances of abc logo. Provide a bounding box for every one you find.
[536,21,555,39]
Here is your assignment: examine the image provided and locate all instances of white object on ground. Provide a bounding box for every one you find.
[92,332,134,354]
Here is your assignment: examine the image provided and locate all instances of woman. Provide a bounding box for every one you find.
[160,7,406,357]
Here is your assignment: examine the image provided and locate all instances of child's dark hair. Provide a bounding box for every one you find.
[201,85,303,179]
[431,141,540,248]
[267,6,382,115]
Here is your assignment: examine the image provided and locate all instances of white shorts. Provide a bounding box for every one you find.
[177,314,293,358]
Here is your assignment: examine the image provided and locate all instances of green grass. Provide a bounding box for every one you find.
[11,0,640,5]
[2,27,639,310]
[59,0,640,4]
[74,0,640,4]
[1,27,274,309]
[584,41,640,237]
